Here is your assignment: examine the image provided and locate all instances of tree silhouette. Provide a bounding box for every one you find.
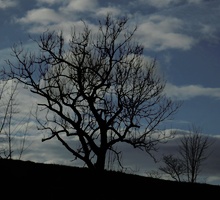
[0,79,32,159]
[159,125,214,183]
[159,154,185,182]
[2,14,180,171]
[179,125,213,183]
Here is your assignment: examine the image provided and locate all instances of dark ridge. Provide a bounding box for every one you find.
[0,158,219,199]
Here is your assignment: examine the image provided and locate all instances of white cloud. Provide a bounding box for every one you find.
[165,83,220,100]
[139,0,205,8]
[199,23,219,42]
[22,134,83,166]
[61,0,98,12]
[17,8,64,26]
[0,0,17,9]
[136,15,195,51]
[96,6,121,17]
[14,0,216,51]
[15,1,100,36]
[187,0,204,4]
[141,0,181,8]
[36,0,62,4]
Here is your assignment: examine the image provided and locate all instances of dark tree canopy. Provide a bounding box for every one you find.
[2,15,181,171]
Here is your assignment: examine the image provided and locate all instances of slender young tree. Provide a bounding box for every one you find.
[0,79,32,159]
[2,15,181,171]
[159,154,185,182]
[159,125,213,183]
[179,125,213,183]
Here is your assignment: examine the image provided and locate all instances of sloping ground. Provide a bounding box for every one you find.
[0,158,219,199]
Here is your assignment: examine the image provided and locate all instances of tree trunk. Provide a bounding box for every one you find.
[95,150,106,171]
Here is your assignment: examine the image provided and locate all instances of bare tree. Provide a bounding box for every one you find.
[2,14,181,171]
[159,125,213,183]
[145,169,162,179]
[0,79,32,159]
[179,125,213,183]
[159,154,185,182]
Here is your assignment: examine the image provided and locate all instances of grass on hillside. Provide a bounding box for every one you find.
[0,158,219,199]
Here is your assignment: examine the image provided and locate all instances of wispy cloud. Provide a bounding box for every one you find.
[135,15,195,51]
[17,8,64,26]
[165,83,220,100]
[187,0,204,4]
[13,0,219,52]
[96,6,121,17]
[138,0,205,9]
[139,0,181,8]
[36,0,62,5]
[60,0,98,12]
[16,10,196,51]
[0,0,17,9]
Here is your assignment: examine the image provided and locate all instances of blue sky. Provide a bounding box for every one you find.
[0,0,220,185]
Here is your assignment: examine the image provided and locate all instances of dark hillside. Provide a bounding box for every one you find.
[0,158,219,199]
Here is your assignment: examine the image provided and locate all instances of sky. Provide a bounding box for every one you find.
[0,0,220,185]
